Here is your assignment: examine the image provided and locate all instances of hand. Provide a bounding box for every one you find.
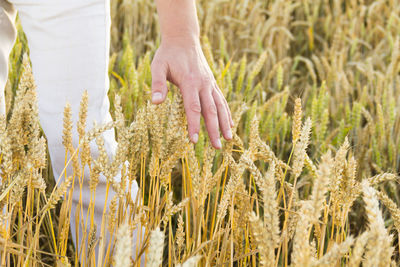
[150,38,234,149]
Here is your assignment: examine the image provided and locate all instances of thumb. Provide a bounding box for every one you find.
[151,62,168,104]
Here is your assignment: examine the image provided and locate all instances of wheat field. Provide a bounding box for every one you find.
[2,0,400,266]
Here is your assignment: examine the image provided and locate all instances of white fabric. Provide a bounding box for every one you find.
[0,0,143,264]
[0,0,16,115]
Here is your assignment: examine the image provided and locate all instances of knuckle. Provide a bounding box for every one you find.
[189,102,202,113]
[215,100,225,110]
[207,103,218,116]
[184,73,199,84]
[189,122,200,132]
[152,80,164,88]
[201,75,213,85]
[221,119,230,129]
[184,73,212,88]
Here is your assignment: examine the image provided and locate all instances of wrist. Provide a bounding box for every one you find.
[156,0,200,47]
[161,34,201,47]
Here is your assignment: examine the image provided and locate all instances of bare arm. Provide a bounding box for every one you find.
[151,0,233,149]
[156,0,200,43]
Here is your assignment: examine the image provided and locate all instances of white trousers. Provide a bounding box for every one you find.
[0,0,142,264]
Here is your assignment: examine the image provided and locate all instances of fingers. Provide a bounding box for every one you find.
[181,84,202,144]
[151,61,168,104]
[222,95,234,127]
[181,78,234,149]
[213,83,234,128]
[200,89,222,149]
[212,88,233,141]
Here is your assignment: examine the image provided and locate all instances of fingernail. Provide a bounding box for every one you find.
[226,130,232,140]
[152,92,163,103]
[216,138,222,149]
[192,133,199,143]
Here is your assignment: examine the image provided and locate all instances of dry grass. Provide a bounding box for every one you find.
[2,0,400,266]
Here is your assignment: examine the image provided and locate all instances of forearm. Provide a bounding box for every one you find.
[155,0,200,44]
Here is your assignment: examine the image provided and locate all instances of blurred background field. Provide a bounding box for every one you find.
[3,0,400,266]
